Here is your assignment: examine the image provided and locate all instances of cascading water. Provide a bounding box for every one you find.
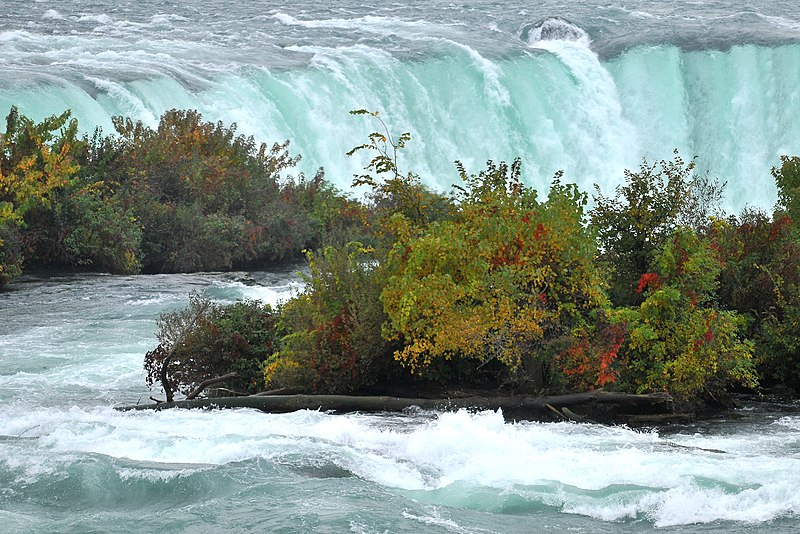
[1,1,799,211]
[2,2,800,531]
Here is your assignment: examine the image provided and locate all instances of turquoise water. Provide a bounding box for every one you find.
[1,271,800,532]
[2,1,799,210]
[3,2,800,531]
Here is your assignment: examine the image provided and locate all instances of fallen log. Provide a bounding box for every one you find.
[118,390,680,424]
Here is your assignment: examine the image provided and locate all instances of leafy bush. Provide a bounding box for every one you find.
[591,151,724,306]
[381,159,607,384]
[108,109,319,272]
[0,219,22,287]
[613,229,757,400]
[774,155,800,225]
[1,107,83,284]
[264,243,394,394]
[145,296,280,399]
[60,185,142,273]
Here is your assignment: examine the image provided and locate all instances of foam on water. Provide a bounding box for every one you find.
[2,405,799,527]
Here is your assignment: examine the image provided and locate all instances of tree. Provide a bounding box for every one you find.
[145,295,280,401]
[347,109,451,236]
[591,151,724,306]
[381,159,607,384]
[0,106,84,286]
[774,155,800,225]
[110,109,315,272]
[264,243,394,394]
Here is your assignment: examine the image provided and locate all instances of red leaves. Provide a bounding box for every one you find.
[557,323,626,389]
[533,222,545,242]
[693,312,718,351]
[636,272,660,294]
[597,333,624,387]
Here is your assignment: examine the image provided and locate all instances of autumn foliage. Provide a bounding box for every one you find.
[381,160,607,382]
[7,106,800,402]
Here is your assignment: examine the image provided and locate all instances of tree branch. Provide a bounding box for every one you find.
[186,372,238,400]
[160,299,210,402]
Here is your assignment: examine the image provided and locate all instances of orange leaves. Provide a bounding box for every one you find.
[556,321,626,391]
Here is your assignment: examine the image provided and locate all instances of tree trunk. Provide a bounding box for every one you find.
[118,391,681,425]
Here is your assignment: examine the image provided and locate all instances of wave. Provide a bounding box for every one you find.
[2,37,799,211]
[2,407,799,526]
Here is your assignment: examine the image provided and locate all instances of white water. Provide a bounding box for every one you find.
[2,2,799,211]
[1,271,800,532]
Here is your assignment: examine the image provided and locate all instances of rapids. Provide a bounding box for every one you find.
[1,271,800,532]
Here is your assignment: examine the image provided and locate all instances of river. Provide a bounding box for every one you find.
[1,271,799,532]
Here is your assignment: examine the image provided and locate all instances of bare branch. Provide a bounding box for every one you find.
[186,372,238,400]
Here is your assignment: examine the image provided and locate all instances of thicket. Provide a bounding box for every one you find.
[1,107,362,284]
[4,107,799,403]
[144,296,280,400]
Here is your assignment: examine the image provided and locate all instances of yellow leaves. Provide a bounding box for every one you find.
[1,112,80,220]
[381,178,604,376]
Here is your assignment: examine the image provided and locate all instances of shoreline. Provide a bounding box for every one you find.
[117,390,692,426]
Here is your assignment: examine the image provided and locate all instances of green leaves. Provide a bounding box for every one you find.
[347,108,438,228]
[381,160,605,381]
[591,150,724,306]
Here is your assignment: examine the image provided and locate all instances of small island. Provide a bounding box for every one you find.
[3,107,800,421]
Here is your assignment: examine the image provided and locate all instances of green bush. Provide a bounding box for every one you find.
[613,229,757,400]
[60,185,142,273]
[381,160,607,386]
[145,296,280,398]
[0,219,23,287]
[264,243,394,394]
[109,110,314,272]
[591,151,724,306]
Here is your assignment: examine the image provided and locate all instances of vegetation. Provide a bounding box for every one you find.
[144,295,280,401]
[3,106,800,406]
[1,107,358,285]
[381,161,606,387]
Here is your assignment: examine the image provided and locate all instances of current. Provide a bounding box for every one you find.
[2,1,800,532]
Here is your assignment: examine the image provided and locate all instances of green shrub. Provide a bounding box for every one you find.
[145,296,280,398]
[591,151,724,306]
[109,109,313,272]
[264,243,393,394]
[613,229,757,400]
[0,219,23,287]
[60,185,142,273]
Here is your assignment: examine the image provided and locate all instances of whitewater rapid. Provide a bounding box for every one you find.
[2,1,800,211]
[1,270,800,532]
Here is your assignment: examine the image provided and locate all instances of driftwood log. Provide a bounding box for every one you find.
[119,391,688,425]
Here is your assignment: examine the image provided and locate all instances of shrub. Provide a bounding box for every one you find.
[381,159,607,384]
[60,185,142,273]
[1,106,84,284]
[110,110,314,272]
[264,243,394,394]
[591,151,724,306]
[614,229,757,400]
[0,219,22,287]
[774,155,800,225]
[145,296,280,399]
